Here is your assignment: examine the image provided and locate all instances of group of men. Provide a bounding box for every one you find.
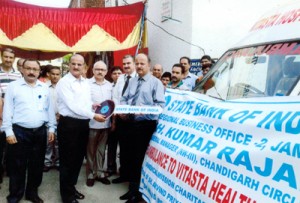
[154,55,214,91]
[0,49,167,203]
[0,47,213,203]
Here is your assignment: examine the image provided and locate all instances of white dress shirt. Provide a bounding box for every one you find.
[56,72,94,119]
[112,71,137,105]
[88,77,113,129]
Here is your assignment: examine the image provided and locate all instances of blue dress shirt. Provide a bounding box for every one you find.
[182,72,198,90]
[121,73,165,121]
[2,78,56,136]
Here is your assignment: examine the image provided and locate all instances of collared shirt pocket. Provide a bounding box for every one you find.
[37,93,49,111]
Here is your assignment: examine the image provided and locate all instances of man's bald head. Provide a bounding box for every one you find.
[152,64,163,79]
[69,54,85,79]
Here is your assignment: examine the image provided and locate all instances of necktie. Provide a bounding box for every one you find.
[122,75,131,96]
[131,77,143,105]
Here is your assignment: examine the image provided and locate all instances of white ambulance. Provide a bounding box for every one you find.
[141,2,300,203]
[195,1,300,99]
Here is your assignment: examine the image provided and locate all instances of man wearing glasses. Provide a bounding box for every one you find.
[2,59,56,203]
[86,61,111,187]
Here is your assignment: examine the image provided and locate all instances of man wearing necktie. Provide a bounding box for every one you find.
[111,55,137,184]
[120,53,165,203]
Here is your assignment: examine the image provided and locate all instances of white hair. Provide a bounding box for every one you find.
[93,60,107,70]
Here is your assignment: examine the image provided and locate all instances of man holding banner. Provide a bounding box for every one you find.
[120,53,165,203]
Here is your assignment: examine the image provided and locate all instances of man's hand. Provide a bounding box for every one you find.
[6,135,17,144]
[92,103,100,111]
[48,132,55,143]
[94,114,106,122]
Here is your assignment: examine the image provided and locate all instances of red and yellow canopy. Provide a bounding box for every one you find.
[0,0,146,59]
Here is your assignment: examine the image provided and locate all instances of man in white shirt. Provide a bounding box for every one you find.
[151,64,163,79]
[56,54,105,203]
[111,55,137,184]
[86,61,112,187]
[43,66,61,172]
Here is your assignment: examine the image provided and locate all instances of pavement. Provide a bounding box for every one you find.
[0,162,129,203]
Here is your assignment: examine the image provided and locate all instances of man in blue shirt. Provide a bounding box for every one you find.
[2,59,56,203]
[120,53,165,203]
[180,56,198,90]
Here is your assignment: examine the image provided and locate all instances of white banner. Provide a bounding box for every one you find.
[140,89,300,203]
[114,105,163,114]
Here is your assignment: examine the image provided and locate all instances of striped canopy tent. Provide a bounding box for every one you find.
[0,0,146,60]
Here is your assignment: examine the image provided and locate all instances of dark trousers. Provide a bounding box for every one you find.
[6,124,47,203]
[58,116,89,203]
[127,120,157,193]
[116,118,131,179]
[106,129,118,173]
[0,131,6,182]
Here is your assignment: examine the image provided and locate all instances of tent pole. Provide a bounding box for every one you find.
[135,2,147,56]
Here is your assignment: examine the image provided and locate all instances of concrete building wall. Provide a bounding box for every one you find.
[118,0,194,70]
[114,0,287,72]
[70,0,104,7]
[146,0,194,70]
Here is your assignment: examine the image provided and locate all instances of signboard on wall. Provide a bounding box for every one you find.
[161,0,172,22]
[190,59,202,76]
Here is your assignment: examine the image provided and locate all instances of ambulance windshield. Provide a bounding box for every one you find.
[194,41,300,100]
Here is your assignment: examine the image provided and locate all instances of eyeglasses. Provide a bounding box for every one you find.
[94,68,107,72]
[23,67,40,72]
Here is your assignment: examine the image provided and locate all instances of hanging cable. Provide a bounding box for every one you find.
[147,18,205,55]
[123,0,205,55]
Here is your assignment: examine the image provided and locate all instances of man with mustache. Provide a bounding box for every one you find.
[0,48,21,185]
[56,54,105,203]
[167,63,189,90]
[43,66,61,172]
[2,59,56,203]
[120,53,165,203]
[179,56,198,90]
[86,61,112,187]
[112,55,137,184]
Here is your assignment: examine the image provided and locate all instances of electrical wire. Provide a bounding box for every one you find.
[147,18,205,55]
[122,0,206,55]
